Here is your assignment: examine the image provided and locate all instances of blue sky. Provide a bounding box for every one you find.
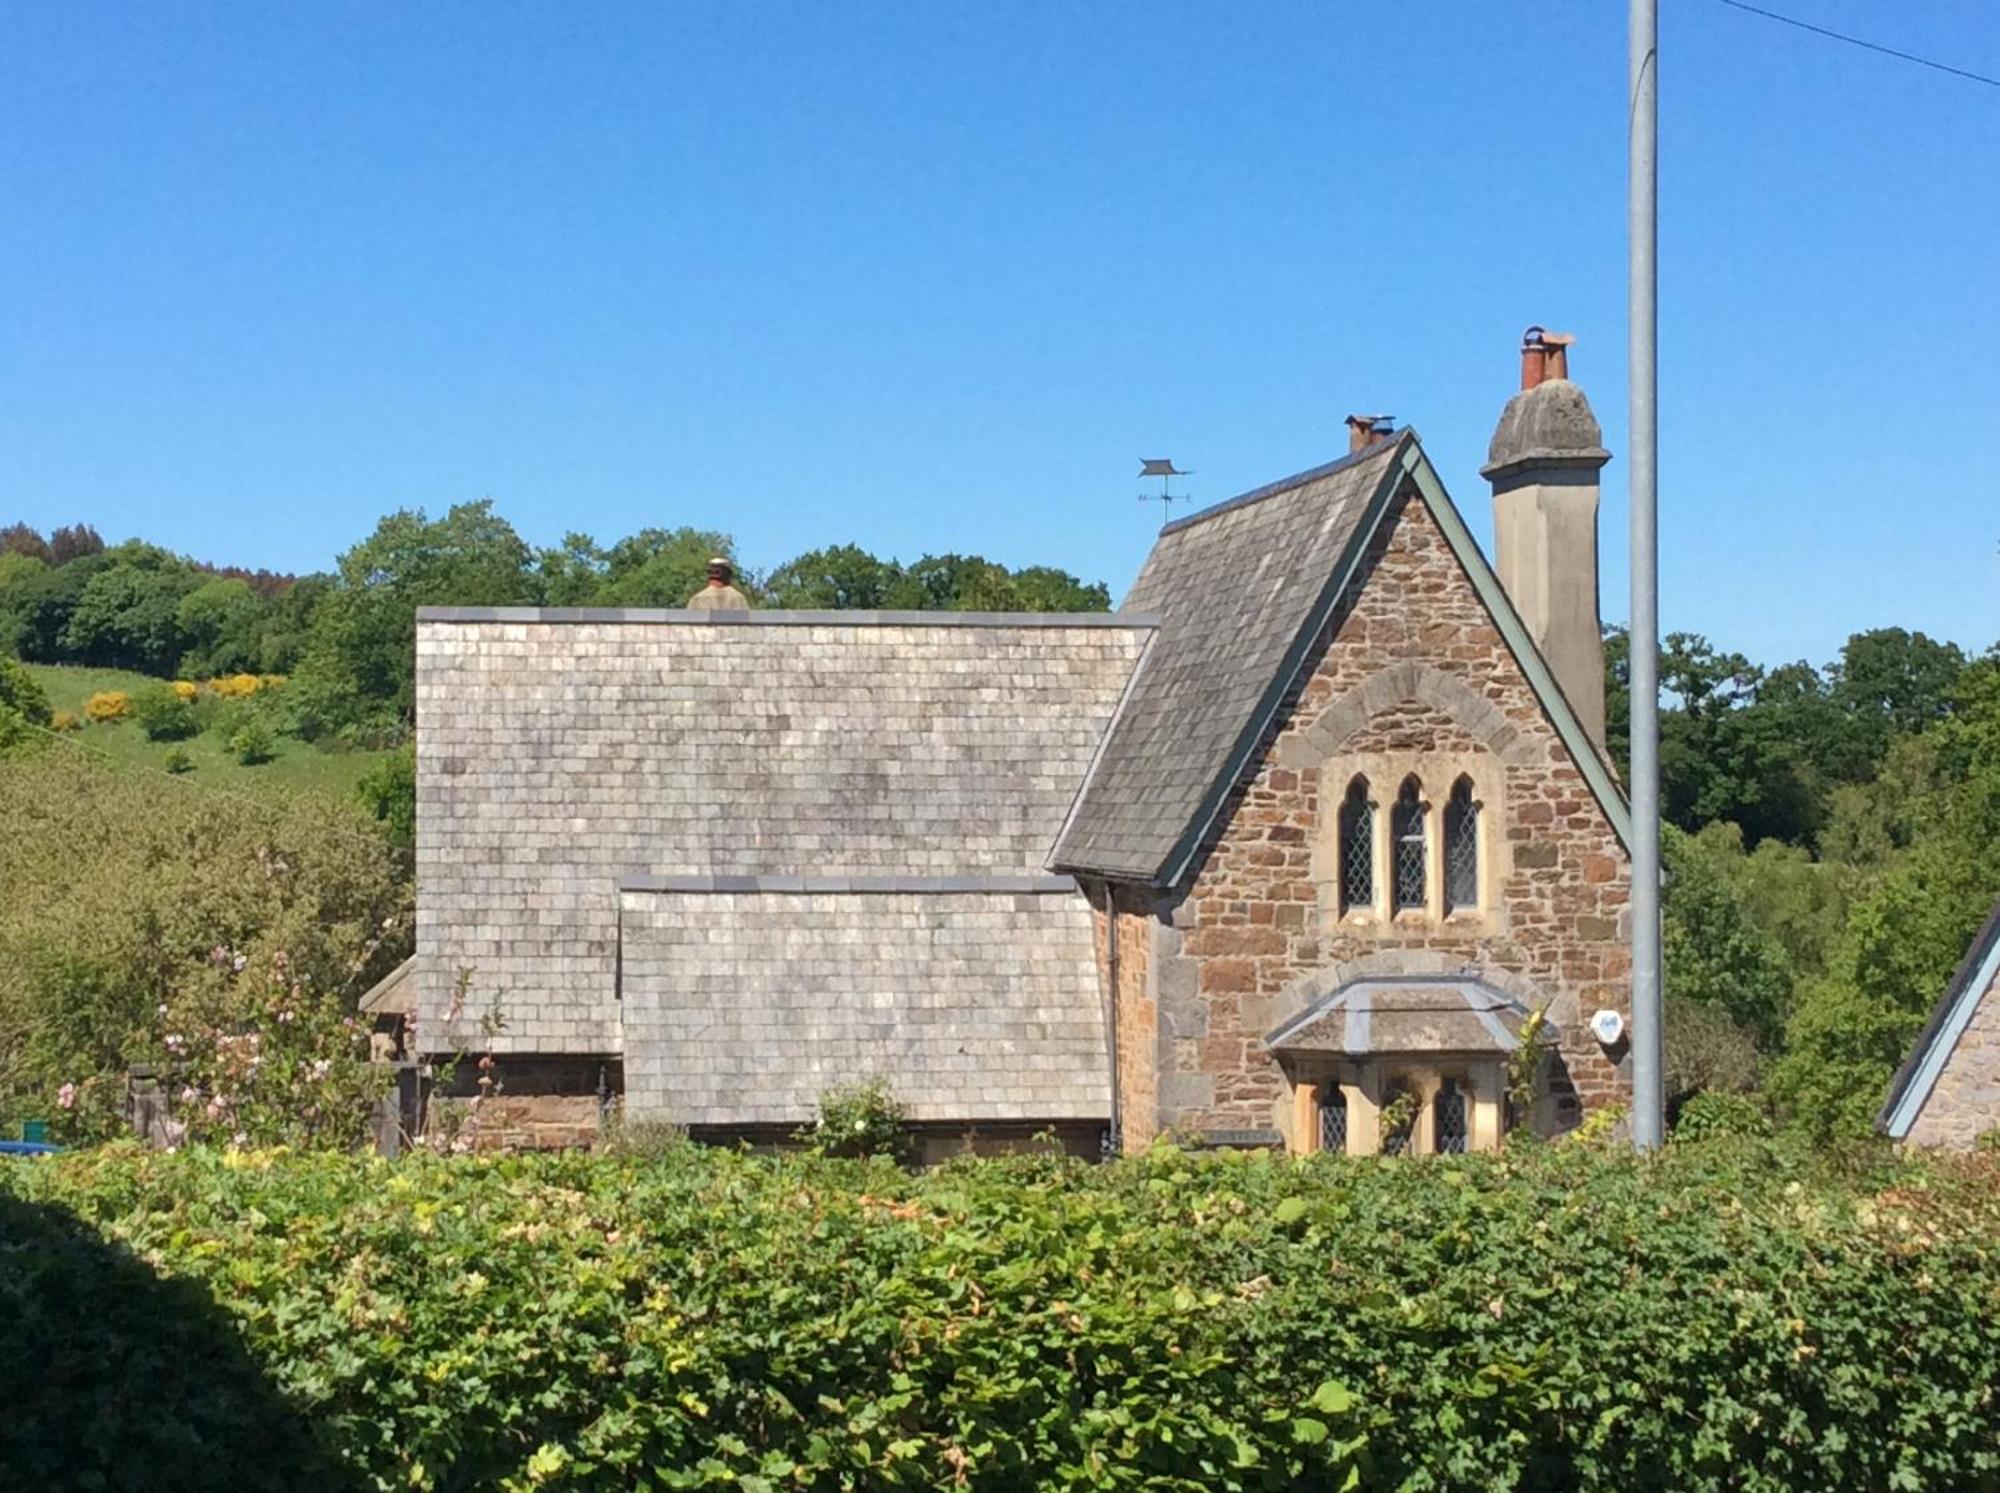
[2,2,1994,667]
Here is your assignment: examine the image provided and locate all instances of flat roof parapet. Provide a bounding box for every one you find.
[417,606,1158,629]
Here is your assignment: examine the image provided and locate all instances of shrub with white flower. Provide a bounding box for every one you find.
[797,1079,907,1161]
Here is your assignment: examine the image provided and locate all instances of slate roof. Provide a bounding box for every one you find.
[1879,900,2000,1138]
[1265,977,1535,1057]
[1050,437,1408,882]
[413,612,1149,1055]
[618,878,1107,1126]
[1051,430,1631,884]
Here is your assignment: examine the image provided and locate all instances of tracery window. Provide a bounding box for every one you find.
[1391,777,1427,912]
[1443,776,1479,914]
[1338,776,1374,915]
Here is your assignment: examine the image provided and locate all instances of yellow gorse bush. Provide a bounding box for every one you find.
[83,691,130,722]
[208,673,263,698]
[50,710,80,732]
[172,680,199,701]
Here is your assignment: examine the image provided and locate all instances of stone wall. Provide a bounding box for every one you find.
[1087,881,1165,1148]
[1107,483,1631,1146]
[1907,966,2000,1149]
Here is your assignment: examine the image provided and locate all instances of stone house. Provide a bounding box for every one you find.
[403,330,1633,1154]
[1879,902,2000,1149]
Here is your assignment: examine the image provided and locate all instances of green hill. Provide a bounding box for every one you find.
[26,664,391,798]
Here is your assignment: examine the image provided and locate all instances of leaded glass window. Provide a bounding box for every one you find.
[1444,777,1479,914]
[1338,777,1373,915]
[1436,1077,1468,1154]
[1392,777,1427,912]
[1319,1085,1347,1154]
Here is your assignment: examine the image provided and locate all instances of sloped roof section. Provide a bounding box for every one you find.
[1051,432,1631,886]
[619,878,1107,1126]
[1050,438,1408,881]
[1879,900,2000,1139]
[414,612,1149,1054]
[1266,977,1535,1057]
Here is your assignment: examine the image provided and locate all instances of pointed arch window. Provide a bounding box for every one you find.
[1391,777,1427,912]
[1337,777,1374,915]
[1444,776,1480,914]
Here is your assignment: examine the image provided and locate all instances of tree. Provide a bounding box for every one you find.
[48,523,105,566]
[593,527,738,607]
[175,577,266,677]
[534,533,609,606]
[1662,824,1793,1048]
[1829,628,1967,769]
[0,523,51,563]
[763,545,903,609]
[291,501,537,737]
[57,545,204,673]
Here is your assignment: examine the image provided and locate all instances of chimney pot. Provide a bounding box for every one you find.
[1519,326,1548,391]
[1344,413,1396,454]
[1542,330,1576,382]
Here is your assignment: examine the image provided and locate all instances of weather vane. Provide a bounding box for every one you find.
[1137,458,1192,520]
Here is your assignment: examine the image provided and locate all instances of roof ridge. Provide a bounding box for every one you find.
[418,606,1159,628]
[1156,430,1416,538]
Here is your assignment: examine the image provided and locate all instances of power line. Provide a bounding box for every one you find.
[1715,0,2000,89]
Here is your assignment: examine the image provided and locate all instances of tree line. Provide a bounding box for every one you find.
[1613,626,2000,1139]
[0,505,1109,743]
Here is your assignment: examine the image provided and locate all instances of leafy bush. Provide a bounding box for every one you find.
[130,681,201,741]
[357,742,415,847]
[1672,1090,1772,1140]
[0,751,409,1144]
[228,718,277,765]
[163,747,194,775]
[3,1140,1998,1491]
[798,1078,907,1158]
[0,653,51,725]
[83,688,129,722]
[49,708,79,732]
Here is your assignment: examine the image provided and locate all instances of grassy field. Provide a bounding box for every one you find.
[25,664,393,799]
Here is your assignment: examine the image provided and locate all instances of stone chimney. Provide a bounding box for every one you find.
[1480,327,1610,749]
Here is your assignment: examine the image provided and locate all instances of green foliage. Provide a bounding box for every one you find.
[130,680,202,740]
[229,717,277,765]
[1663,824,1793,1047]
[5,1140,1999,1490]
[1672,1090,1772,1140]
[798,1078,907,1159]
[0,652,52,727]
[357,742,416,847]
[765,545,1109,613]
[1664,994,1762,1116]
[163,746,194,775]
[291,500,538,739]
[0,750,409,1144]
[176,575,266,676]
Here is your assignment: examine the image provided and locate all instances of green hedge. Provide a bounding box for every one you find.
[3,1139,1997,1491]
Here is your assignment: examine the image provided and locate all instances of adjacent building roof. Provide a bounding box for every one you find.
[1051,432,1630,886]
[413,612,1150,1054]
[618,878,1107,1126]
[1879,901,2000,1139]
[1265,976,1536,1057]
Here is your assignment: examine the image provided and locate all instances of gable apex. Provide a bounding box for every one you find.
[1052,433,1631,887]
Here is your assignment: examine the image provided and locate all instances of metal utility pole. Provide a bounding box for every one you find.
[1628,0,1665,1151]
